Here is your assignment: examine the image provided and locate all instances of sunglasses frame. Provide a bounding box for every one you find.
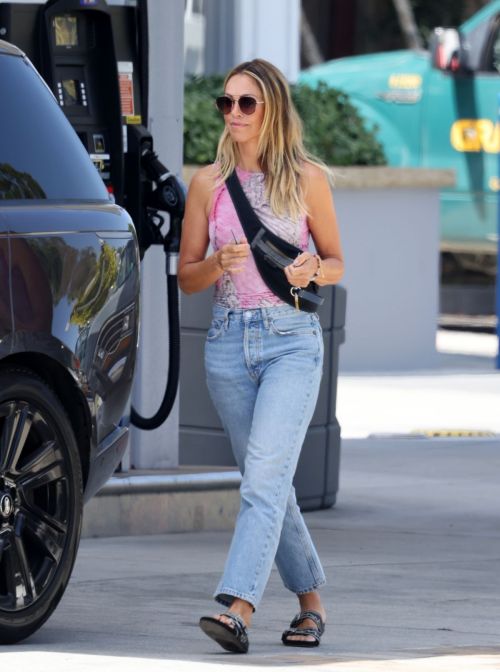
[215,94,265,116]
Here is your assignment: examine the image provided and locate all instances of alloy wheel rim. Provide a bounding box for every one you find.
[0,400,71,613]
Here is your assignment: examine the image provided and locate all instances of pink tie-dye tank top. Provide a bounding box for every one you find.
[208,166,310,309]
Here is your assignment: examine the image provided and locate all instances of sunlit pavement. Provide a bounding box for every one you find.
[2,651,500,671]
[338,329,500,438]
[3,329,499,669]
[3,432,499,670]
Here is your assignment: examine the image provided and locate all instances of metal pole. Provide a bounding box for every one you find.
[497,92,500,369]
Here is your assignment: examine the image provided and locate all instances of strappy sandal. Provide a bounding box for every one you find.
[199,611,249,653]
[281,609,325,648]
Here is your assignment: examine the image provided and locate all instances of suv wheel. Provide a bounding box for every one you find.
[0,370,83,644]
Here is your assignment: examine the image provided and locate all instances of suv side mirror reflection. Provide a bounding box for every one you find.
[430,27,470,74]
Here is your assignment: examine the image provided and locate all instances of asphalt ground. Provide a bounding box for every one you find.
[3,434,500,671]
[338,329,500,438]
[2,328,499,670]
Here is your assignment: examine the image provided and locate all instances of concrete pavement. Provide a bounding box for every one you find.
[339,329,500,438]
[3,433,500,670]
[3,327,498,669]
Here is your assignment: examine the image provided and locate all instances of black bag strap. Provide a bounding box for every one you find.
[226,171,302,258]
[225,169,324,312]
[225,171,262,244]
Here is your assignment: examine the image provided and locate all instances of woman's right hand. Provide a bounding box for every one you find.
[179,167,250,294]
[215,239,250,273]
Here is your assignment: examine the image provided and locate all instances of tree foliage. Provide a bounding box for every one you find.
[184,76,386,166]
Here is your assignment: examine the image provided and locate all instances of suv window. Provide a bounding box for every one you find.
[0,53,109,202]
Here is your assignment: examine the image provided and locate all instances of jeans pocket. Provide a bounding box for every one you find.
[207,318,225,341]
[269,313,317,336]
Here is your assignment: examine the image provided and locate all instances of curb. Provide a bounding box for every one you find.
[82,470,241,538]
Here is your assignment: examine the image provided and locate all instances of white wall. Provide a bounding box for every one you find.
[204,0,300,81]
[235,0,300,81]
[333,187,440,372]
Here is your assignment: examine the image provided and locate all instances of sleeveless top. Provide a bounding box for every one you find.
[208,166,310,309]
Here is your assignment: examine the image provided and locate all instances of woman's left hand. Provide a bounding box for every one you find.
[284,252,318,288]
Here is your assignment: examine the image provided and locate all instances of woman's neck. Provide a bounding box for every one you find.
[237,143,261,173]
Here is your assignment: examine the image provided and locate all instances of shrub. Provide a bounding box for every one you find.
[292,82,386,166]
[183,75,225,165]
[183,75,386,166]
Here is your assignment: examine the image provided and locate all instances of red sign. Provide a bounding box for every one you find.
[119,72,134,117]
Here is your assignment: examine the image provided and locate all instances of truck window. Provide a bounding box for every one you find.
[483,17,500,73]
[0,53,109,202]
[465,19,494,71]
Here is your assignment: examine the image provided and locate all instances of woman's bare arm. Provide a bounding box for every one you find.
[285,162,344,288]
[178,167,250,294]
[304,163,344,286]
[178,167,221,294]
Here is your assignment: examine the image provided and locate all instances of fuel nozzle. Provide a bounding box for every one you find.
[141,145,186,219]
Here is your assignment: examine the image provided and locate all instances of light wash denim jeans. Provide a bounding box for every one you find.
[204,303,326,610]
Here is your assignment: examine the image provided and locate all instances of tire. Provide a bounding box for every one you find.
[0,369,83,644]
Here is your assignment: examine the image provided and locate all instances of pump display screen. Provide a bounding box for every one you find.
[53,15,78,47]
[62,79,82,106]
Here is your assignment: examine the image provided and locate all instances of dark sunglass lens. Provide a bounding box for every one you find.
[239,96,257,114]
[216,96,232,114]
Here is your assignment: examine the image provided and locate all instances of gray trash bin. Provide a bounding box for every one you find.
[179,285,346,510]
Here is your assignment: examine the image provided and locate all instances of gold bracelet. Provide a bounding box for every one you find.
[310,254,324,281]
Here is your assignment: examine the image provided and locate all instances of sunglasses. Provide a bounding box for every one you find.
[215,95,264,116]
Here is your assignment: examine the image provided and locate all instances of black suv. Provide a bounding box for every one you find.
[0,40,140,643]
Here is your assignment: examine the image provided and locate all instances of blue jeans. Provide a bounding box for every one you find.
[204,304,326,610]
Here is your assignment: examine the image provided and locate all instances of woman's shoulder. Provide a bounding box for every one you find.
[301,160,330,183]
[189,163,220,191]
[299,161,334,219]
[300,160,332,198]
[187,164,225,220]
[188,164,221,215]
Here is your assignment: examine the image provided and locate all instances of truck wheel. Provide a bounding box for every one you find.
[0,370,83,644]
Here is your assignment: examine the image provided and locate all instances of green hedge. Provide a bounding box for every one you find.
[183,75,386,166]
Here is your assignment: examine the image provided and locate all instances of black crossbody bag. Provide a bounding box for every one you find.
[225,171,324,313]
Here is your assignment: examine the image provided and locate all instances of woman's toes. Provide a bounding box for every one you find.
[215,613,251,630]
[286,614,324,642]
[287,634,315,642]
[216,614,235,628]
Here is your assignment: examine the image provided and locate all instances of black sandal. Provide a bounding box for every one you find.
[281,609,325,648]
[199,611,249,653]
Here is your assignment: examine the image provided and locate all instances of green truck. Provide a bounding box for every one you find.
[299,2,500,295]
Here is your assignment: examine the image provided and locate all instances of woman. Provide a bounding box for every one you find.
[178,58,344,653]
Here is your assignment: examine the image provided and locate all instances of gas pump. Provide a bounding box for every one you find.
[38,0,124,203]
[0,0,184,429]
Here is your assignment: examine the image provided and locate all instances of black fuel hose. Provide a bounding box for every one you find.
[130,271,180,429]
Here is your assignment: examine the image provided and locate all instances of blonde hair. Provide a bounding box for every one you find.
[215,58,330,220]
